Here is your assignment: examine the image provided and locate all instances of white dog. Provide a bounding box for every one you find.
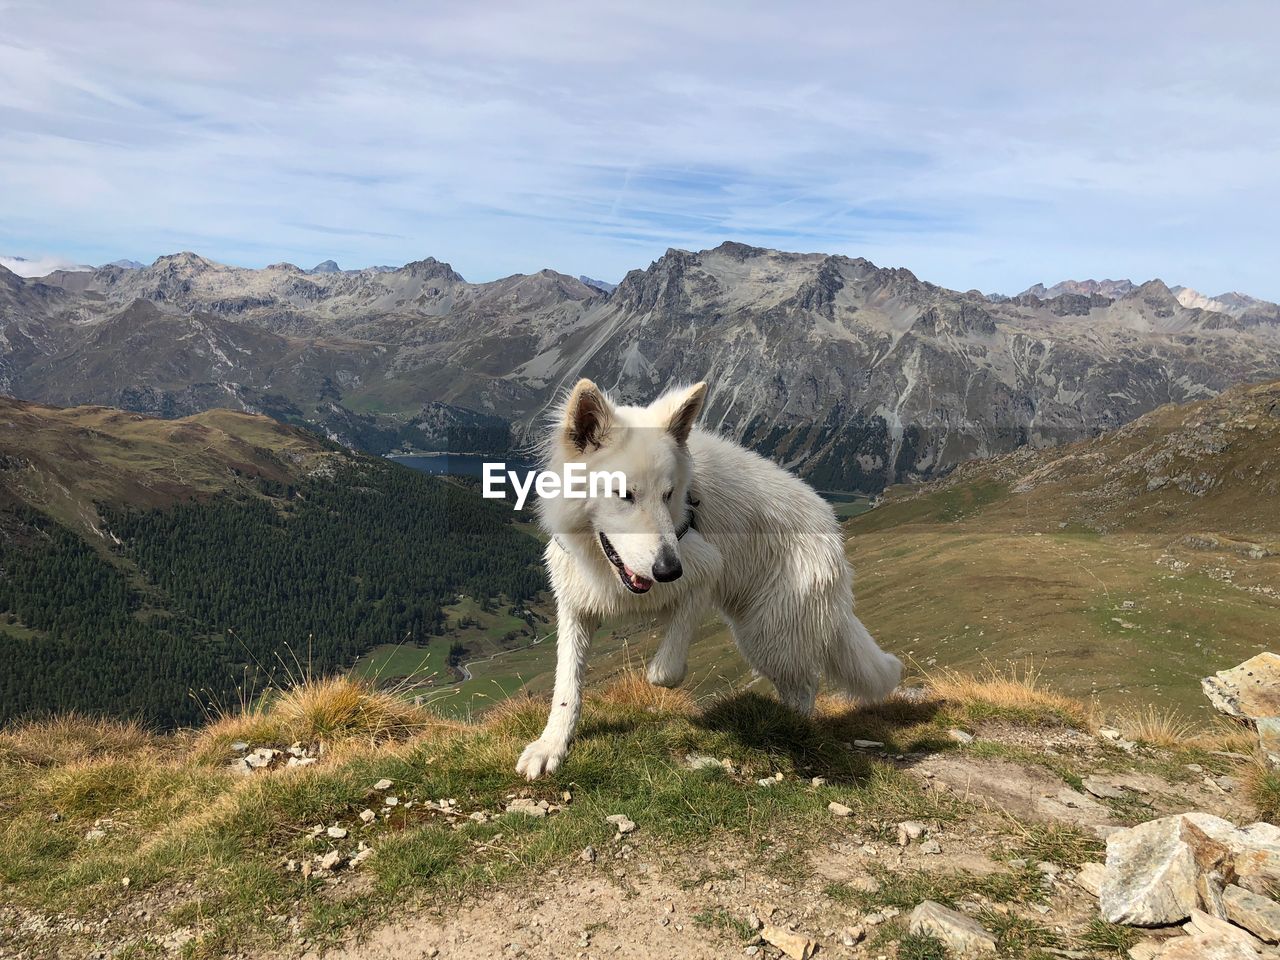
[516,379,902,779]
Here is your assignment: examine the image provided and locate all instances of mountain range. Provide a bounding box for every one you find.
[4,243,1280,491]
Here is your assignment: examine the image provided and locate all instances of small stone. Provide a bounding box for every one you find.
[1224,884,1280,943]
[349,847,373,868]
[1082,776,1128,800]
[506,798,547,817]
[760,924,816,960]
[828,802,853,817]
[908,900,997,954]
[1075,862,1106,898]
[948,728,975,745]
[84,828,107,842]
[897,820,926,845]
[756,777,777,787]
[1185,764,1205,774]
[744,947,760,957]
[326,826,348,839]
[811,777,828,787]
[606,814,636,834]
[840,924,865,946]
[359,809,376,824]
[373,778,393,790]
[918,838,942,855]
[1185,908,1266,952]
[230,741,249,753]
[1098,727,1122,740]
[318,850,342,871]
[120,877,130,888]
[384,796,399,807]
[852,739,885,749]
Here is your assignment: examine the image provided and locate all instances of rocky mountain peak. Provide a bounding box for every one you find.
[401,257,465,283]
[308,260,342,275]
[150,251,217,274]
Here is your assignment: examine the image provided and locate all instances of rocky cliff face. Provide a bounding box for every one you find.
[6,245,1280,491]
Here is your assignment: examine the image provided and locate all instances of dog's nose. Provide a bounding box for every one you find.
[651,546,683,582]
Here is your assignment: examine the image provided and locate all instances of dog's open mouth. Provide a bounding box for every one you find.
[598,532,653,594]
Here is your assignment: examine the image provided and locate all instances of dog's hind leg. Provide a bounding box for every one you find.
[517,604,599,780]
[646,601,699,688]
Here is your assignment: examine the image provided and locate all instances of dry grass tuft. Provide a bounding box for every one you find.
[922,659,1091,728]
[1246,761,1280,823]
[594,671,697,717]
[0,714,160,767]
[194,675,433,762]
[1114,704,1199,748]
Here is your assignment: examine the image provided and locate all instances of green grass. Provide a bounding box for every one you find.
[0,676,987,957]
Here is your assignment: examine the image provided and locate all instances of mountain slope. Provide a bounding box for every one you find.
[844,379,1280,710]
[0,398,544,727]
[9,245,1280,491]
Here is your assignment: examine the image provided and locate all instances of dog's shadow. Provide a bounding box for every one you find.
[691,690,943,786]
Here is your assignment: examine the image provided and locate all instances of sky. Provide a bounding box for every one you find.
[1,1,1278,298]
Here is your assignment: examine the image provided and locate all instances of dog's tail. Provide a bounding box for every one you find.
[824,612,902,702]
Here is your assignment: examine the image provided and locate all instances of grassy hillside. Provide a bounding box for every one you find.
[847,380,1280,712]
[0,398,545,727]
[0,670,1265,959]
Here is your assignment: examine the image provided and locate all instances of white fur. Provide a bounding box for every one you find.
[516,380,902,779]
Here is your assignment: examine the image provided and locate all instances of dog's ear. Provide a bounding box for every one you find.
[563,378,613,452]
[663,382,707,444]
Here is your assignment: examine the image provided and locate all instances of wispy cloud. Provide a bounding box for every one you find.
[0,1,1277,297]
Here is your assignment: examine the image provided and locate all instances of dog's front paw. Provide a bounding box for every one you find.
[646,657,687,688]
[516,738,565,780]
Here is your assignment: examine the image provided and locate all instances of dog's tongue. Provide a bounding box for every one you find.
[623,564,653,592]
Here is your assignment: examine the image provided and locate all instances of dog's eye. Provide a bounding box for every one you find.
[622,490,635,502]
[663,489,673,503]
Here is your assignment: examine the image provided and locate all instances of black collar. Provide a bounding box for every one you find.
[676,493,699,540]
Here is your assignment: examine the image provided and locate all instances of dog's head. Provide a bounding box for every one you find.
[548,378,706,594]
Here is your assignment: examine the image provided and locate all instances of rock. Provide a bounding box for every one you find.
[287,756,317,768]
[1184,908,1265,952]
[811,777,828,787]
[349,847,373,868]
[326,826,347,839]
[1076,862,1106,897]
[760,925,815,960]
[840,924,865,946]
[384,796,399,807]
[948,728,975,745]
[1128,943,1163,960]
[245,748,278,769]
[1203,654,1280,722]
[506,799,547,817]
[230,741,249,752]
[918,838,942,855]
[828,802,853,817]
[84,828,107,842]
[898,820,927,845]
[373,778,393,790]
[318,850,343,871]
[359,809,376,824]
[606,814,636,835]
[852,739,884,749]
[1224,885,1280,943]
[1100,814,1228,926]
[1152,935,1258,959]
[580,845,596,863]
[1099,727,1122,740]
[908,901,997,954]
[1083,776,1129,800]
